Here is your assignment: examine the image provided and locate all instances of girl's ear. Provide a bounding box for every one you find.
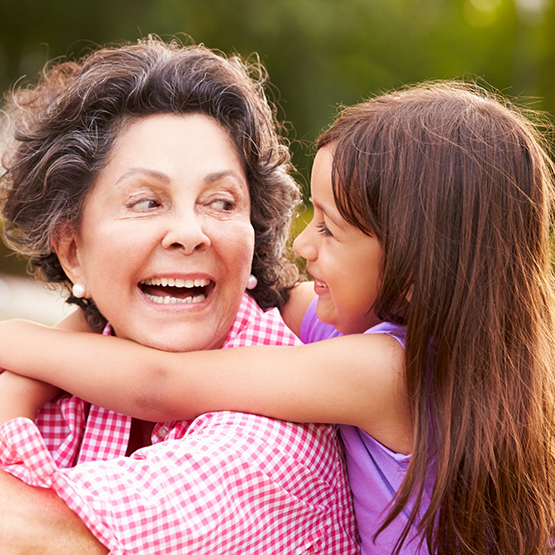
[52,230,90,298]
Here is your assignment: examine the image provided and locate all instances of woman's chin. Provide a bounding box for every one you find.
[105,288,242,352]
[117,324,228,353]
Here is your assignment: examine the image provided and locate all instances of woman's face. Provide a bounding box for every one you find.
[59,114,255,351]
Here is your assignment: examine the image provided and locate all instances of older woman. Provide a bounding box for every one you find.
[0,38,358,554]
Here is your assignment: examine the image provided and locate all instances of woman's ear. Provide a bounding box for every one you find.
[52,230,90,298]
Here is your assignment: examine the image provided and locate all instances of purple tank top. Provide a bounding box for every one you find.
[300,299,431,554]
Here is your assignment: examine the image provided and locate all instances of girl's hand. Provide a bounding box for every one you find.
[0,371,60,425]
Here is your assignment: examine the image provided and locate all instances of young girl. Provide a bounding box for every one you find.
[1,81,555,554]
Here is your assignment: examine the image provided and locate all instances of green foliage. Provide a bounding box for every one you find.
[1,0,554,272]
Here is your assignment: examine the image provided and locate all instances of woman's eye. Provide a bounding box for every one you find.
[130,199,160,211]
[211,199,234,212]
[316,221,333,237]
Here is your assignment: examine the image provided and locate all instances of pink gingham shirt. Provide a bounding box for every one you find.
[0,294,359,554]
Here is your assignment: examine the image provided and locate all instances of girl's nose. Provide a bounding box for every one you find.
[293,220,318,261]
[161,214,211,254]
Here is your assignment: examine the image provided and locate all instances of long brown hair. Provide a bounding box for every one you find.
[319,82,555,554]
[0,36,300,329]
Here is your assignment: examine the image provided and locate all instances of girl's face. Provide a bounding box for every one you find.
[293,146,383,335]
[56,114,255,352]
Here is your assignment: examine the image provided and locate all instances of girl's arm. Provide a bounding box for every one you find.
[0,371,60,425]
[0,317,411,454]
[0,309,93,426]
[280,281,317,337]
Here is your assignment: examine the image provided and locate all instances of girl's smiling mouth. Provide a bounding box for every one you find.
[306,268,328,290]
[139,277,214,304]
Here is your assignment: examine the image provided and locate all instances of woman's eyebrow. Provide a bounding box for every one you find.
[203,170,247,187]
[115,168,246,187]
[115,167,170,185]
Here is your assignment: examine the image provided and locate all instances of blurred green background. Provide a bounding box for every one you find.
[0,0,553,320]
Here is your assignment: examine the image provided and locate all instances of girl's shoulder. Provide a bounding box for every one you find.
[280,282,317,337]
[295,301,410,452]
[299,295,406,348]
[364,321,406,348]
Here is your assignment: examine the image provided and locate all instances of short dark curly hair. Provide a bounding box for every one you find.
[0,36,301,329]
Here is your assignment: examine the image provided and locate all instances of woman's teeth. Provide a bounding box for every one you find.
[142,278,211,288]
[140,277,210,304]
[145,293,205,304]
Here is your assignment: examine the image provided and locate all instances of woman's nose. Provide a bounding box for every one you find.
[293,221,317,261]
[161,214,211,254]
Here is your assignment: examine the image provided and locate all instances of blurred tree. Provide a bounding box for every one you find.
[0,0,554,274]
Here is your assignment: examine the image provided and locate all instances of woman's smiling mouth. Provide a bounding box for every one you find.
[139,277,214,304]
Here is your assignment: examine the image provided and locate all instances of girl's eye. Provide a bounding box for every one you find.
[129,199,160,211]
[316,221,333,237]
[211,199,234,212]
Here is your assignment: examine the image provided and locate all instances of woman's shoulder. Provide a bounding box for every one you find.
[225,293,302,348]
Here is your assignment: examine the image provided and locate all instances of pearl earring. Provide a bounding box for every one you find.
[246,275,258,290]
[72,283,87,298]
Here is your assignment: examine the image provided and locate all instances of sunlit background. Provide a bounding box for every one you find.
[0,0,553,323]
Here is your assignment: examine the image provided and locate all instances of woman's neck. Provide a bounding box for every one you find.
[126,419,156,456]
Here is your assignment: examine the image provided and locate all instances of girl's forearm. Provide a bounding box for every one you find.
[0,371,60,425]
[0,319,410,452]
[0,319,170,420]
[0,320,280,422]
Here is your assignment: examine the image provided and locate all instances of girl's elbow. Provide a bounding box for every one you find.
[133,364,195,421]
